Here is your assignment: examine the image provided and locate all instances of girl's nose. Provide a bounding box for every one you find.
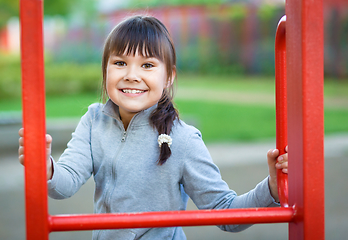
[124,66,140,82]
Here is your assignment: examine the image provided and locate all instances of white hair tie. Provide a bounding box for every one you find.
[158,134,172,148]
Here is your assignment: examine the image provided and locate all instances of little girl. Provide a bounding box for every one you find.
[18,15,288,239]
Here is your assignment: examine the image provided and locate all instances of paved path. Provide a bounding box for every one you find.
[176,87,348,109]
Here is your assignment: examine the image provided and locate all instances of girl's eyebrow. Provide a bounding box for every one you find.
[110,53,160,62]
[143,56,160,62]
[109,53,124,58]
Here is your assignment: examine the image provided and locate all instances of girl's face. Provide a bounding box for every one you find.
[106,49,174,123]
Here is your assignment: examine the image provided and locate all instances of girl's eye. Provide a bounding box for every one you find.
[114,61,126,66]
[142,63,154,69]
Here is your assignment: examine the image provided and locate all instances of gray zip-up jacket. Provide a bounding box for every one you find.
[48,100,278,240]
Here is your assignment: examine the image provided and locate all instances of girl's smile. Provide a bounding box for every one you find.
[106,49,174,128]
[120,88,147,94]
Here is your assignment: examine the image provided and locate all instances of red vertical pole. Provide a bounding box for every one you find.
[275,16,289,208]
[20,0,49,239]
[286,0,325,240]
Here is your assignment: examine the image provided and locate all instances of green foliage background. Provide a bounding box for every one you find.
[0,54,101,100]
[1,1,347,142]
[1,53,348,142]
[0,0,97,28]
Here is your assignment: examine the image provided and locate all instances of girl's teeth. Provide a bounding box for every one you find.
[123,89,144,94]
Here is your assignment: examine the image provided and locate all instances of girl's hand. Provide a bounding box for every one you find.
[267,146,288,202]
[18,128,54,180]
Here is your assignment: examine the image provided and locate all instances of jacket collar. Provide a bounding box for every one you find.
[102,99,157,126]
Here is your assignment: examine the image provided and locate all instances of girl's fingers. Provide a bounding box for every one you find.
[274,146,288,172]
[18,130,25,165]
[267,148,279,182]
[19,137,24,147]
[18,144,24,155]
[267,148,279,160]
[18,128,24,137]
[46,134,52,156]
[18,144,24,165]
[19,154,24,165]
[276,161,288,169]
[18,129,53,166]
[277,151,288,163]
[46,134,52,149]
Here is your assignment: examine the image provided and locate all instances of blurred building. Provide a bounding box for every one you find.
[1,0,347,77]
[324,0,348,78]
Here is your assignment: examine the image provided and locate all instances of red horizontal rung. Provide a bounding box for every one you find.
[49,207,295,232]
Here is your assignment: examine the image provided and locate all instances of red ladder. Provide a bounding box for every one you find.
[20,0,325,239]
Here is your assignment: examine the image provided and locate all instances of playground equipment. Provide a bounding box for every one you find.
[20,0,325,239]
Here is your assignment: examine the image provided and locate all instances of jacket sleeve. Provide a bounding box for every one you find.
[47,105,96,199]
[181,131,278,232]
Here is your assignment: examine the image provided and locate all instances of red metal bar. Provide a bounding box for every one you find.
[286,0,325,239]
[21,1,326,238]
[275,16,289,208]
[49,208,295,232]
[20,0,49,240]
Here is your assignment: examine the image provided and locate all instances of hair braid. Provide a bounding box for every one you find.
[150,91,178,165]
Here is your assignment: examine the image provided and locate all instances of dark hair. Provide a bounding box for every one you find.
[101,15,178,165]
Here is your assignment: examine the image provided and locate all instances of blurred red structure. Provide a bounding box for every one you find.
[0,1,344,77]
[0,29,9,53]
[324,0,348,7]
[323,0,348,78]
[20,0,324,239]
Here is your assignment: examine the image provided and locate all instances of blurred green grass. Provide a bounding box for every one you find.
[175,100,276,142]
[1,74,348,143]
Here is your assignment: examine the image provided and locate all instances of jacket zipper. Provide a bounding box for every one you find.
[121,131,127,142]
[104,116,136,213]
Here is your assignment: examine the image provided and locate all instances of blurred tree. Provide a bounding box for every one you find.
[0,0,82,28]
[0,0,18,28]
[44,0,75,16]
[71,0,98,22]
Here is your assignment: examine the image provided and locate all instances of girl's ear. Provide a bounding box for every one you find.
[166,66,176,88]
